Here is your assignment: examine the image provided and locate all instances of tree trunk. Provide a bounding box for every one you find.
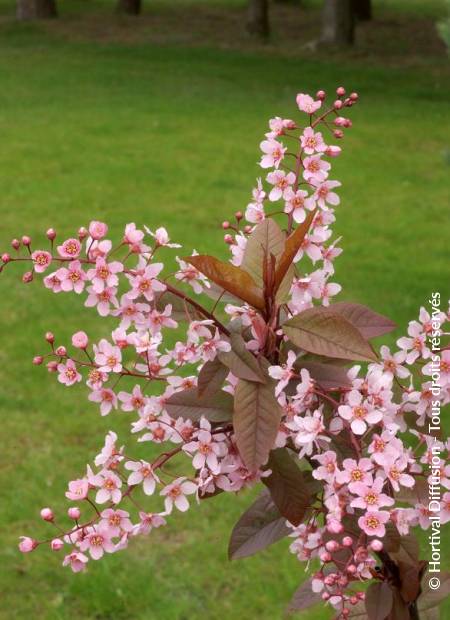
[16,0,57,20]
[246,0,269,38]
[352,0,371,21]
[322,0,354,46]
[116,0,141,15]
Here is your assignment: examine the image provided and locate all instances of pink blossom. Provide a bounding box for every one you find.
[338,390,383,435]
[87,258,123,294]
[285,409,329,458]
[134,512,166,536]
[357,510,390,538]
[125,460,159,495]
[312,450,338,483]
[296,93,322,114]
[94,339,122,373]
[266,116,296,138]
[310,180,341,209]
[85,285,118,316]
[62,551,89,572]
[55,260,87,294]
[126,263,165,302]
[111,295,148,329]
[65,478,89,501]
[259,139,286,169]
[303,155,330,183]
[160,477,197,513]
[94,431,123,469]
[124,223,146,251]
[283,188,312,224]
[31,250,52,273]
[88,221,108,240]
[335,458,373,490]
[199,329,231,362]
[300,127,327,155]
[175,253,210,294]
[145,226,181,248]
[88,469,122,504]
[88,387,118,416]
[100,508,133,537]
[57,238,81,259]
[183,419,225,473]
[380,455,415,492]
[350,477,394,511]
[118,385,147,413]
[43,271,62,293]
[266,170,296,202]
[370,345,410,379]
[57,359,82,386]
[147,305,178,334]
[268,350,297,396]
[79,525,115,560]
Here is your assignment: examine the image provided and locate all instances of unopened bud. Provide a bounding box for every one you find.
[45,331,55,344]
[333,129,344,139]
[316,89,326,100]
[342,536,353,547]
[325,540,339,552]
[370,539,383,552]
[72,331,89,349]
[78,227,88,241]
[224,234,233,244]
[18,537,37,553]
[55,346,67,357]
[222,221,230,230]
[325,145,341,158]
[33,356,44,365]
[244,225,252,234]
[321,592,330,601]
[40,507,54,522]
[22,271,33,283]
[346,564,357,574]
[320,552,332,563]
[11,238,20,250]
[334,99,343,110]
[1,253,11,263]
[235,211,243,221]
[68,506,81,520]
[21,235,31,247]
[46,228,56,241]
[51,538,64,551]
[350,92,358,102]
[47,361,58,373]
[336,86,346,97]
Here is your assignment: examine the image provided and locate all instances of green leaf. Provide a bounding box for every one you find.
[241,219,285,290]
[365,582,394,620]
[328,301,397,339]
[233,378,282,471]
[165,387,233,423]
[228,490,290,560]
[197,358,228,398]
[218,333,266,383]
[262,448,312,526]
[184,254,265,310]
[283,307,378,362]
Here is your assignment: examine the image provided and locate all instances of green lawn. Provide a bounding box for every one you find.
[0,1,449,618]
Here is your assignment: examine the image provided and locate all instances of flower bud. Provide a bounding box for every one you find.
[336,86,346,96]
[325,145,341,158]
[342,609,350,618]
[68,506,81,520]
[21,235,31,247]
[78,227,88,241]
[22,271,33,283]
[350,92,358,101]
[47,361,58,373]
[55,346,67,357]
[18,536,37,553]
[325,540,339,552]
[321,592,330,601]
[357,591,365,600]
[244,225,252,234]
[235,211,243,221]
[224,234,233,245]
[350,596,358,605]
[11,239,20,250]
[334,99,343,110]
[342,536,353,547]
[320,552,332,563]
[333,129,344,139]
[316,89,326,100]
[222,221,230,230]
[40,507,54,521]
[370,539,383,552]
[46,228,56,241]
[334,117,347,127]
[1,253,11,263]
[33,355,44,365]
[72,331,89,349]
[326,520,343,534]
[346,564,357,575]
[45,331,55,344]
[51,538,64,551]
[88,221,108,240]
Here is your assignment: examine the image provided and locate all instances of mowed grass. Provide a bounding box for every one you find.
[0,1,449,618]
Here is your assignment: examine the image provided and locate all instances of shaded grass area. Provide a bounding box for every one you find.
[0,2,450,619]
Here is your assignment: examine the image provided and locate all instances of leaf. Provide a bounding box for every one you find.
[275,263,295,305]
[233,379,282,471]
[383,522,401,553]
[283,307,378,362]
[287,577,322,613]
[365,582,394,620]
[418,571,450,612]
[218,333,266,383]
[387,588,410,620]
[197,358,228,398]
[390,533,420,567]
[329,302,397,339]
[348,600,371,618]
[184,255,264,310]
[165,387,233,423]
[398,560,421,603]
[296,360,352,390]
[262,448,311,526]
[241,219,285,289]
[154,291,203,321]
[228,490,290,560]
[274,209,317,293]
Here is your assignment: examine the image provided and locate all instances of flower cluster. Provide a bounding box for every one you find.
[3,86,449,620]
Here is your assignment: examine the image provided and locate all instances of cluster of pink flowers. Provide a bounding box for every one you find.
[3,86,449,620]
